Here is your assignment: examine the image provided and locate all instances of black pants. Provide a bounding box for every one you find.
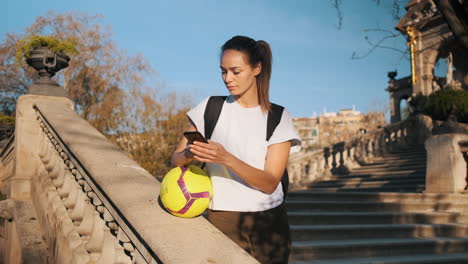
[207,203,291,264]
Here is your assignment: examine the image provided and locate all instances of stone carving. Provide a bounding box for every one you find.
[388,0,468,123]
[34,108,149,264]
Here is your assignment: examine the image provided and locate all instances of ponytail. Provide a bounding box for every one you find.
[255,40,272,112]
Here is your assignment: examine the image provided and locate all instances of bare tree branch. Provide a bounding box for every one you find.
[329,0,408,60]
[330,0,343,30]
[391,0,402,21]
[351,27,408,60]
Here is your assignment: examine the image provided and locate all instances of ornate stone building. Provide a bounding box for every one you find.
[293,108,386,149]
[388,0,468,123]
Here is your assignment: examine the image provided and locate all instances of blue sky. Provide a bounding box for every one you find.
[3,0,413,118]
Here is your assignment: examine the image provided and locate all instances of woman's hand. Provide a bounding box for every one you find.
[189,140,233,166]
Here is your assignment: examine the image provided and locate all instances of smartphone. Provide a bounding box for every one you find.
[184,131,208,144]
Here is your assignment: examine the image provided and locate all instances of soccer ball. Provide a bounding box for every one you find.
[160,165,212,218]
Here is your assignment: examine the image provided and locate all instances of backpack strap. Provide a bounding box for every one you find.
[266,103,284,141]
[267,103,289,199]
[204,96,227,140]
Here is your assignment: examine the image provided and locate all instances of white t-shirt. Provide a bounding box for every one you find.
[187,95,301,212]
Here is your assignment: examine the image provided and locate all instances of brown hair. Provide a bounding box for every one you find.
[221,36,273,111]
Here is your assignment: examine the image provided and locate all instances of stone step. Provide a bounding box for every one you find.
[310,177,425,188]
[287,191,468,203]
[351,164,426,173]
[358,160,426,167]
[305,184,425,193]
[369,156,426,162]
[345,169,423,177]
[329,172,424,181]
[290,237,468,261]
[367,158,425,165]
[290,252,468,264]
[372,152,426,158]
[363,161,425,167]
[286,200,468,213]
[291,223,468,241]
[381,147,426,153]
[308,179,425,190]
[374,150,426,155]
[287,211,468,225]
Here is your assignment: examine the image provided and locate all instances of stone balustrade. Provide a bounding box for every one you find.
[288,115,433,189]
[34,109,137,263]
[1,95,258,264]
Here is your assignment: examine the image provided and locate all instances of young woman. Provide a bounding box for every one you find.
[171,35,301,263]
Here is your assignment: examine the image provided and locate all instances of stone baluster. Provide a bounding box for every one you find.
[373,133,381,157]
[85,210,107,261]
[43,143,56,172]
[366,138,373,158]
[62,175,79,211]
[76,199,95,240]
[344,146,357,169]
[331,149,338,171]
[69,185,88,225]
[323,147,331,176]
[39,130,48,160]
[57,170,72,199]
[52,158,66,188]
[308,158,319,182]
[397,127,403,148]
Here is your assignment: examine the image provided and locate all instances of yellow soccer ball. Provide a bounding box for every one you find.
[160,165,212,218]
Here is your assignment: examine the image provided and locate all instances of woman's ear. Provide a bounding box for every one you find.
[254,62,262,77]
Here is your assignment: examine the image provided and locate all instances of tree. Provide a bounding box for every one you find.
[0,33,35,115]
[0,11,152,132]
[0,11,193,178]
[109,91,193,179]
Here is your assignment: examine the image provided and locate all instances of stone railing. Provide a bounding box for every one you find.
[0,133,15,167]
[425,133,468,193]
[0,124,14,140]
[1,95,258,264]
[0,134,15,188]
[34,107,142,263]
[288,115,433,189]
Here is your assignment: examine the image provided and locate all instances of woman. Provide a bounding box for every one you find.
[171,35,301,263]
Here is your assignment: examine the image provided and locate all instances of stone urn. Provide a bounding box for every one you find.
[26,47,70,97]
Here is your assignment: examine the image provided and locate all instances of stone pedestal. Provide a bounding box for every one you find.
[425,133,468,193]
[8,95,73,200]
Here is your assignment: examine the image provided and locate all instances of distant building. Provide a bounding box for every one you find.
[293,107,386,149]
[292,117,320,148]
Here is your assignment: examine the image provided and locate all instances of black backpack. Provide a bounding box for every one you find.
[203,96,290,198]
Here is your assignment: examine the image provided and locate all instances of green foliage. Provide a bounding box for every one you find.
[15,35,78,65]
[0,115,15,125]
[411,89,468,123]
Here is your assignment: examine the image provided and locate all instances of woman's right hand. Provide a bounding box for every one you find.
[170,124,197,167]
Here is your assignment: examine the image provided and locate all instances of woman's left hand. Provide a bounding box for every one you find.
[189,140,232,165]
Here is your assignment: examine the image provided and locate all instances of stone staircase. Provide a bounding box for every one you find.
[287,145,468,263]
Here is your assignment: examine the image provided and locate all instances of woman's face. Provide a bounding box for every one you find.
[220,49,261,97]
